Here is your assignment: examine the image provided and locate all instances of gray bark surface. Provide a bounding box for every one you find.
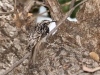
[0,0,100,75]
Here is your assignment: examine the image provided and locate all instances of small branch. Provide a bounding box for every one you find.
[61,1,71,6]
[83,65,100,72]
[69,0,76,16]
[31,38,42,65]
[62,0,79,6]
[1,52,31,75]
[0,11,14,15]
[35,1,46,6]
[46,0,88,39]
[70,0,76,9]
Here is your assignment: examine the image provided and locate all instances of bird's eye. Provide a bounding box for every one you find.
[43,23,48,25]
[44,22,51,26]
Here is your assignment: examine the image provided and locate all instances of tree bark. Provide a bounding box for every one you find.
[1,0,100,75]
[43,0,64,22]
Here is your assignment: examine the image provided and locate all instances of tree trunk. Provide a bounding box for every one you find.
[43,0,64,22]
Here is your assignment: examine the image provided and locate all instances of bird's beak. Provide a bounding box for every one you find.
[51,20,56,22]
[49,20,56,24]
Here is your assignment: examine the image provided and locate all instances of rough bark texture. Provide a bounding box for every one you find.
[66,0,100,52]
[43,0,64,22]
[0,0,100,75]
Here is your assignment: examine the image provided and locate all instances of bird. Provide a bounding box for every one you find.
[35,20,50,36]
[27,20,56,67]
[27,20,56,75]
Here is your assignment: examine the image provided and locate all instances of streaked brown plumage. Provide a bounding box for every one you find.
[27,20,55,68]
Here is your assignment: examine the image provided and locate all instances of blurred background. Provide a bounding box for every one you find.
[29,0,82,31]
[30,0,82,22]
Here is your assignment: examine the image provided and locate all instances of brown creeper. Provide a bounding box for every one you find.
[35,20,50,36]
[27,20,56,71]
[27,20,55,58]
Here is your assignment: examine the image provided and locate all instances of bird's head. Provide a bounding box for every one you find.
[40,20,56,26]
[35,20,56,36]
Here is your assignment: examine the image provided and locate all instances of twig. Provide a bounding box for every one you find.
[83,65,100,72]
[69,0,76,17]
[36,10,49,17]
[0,11,14,15]
[1,52,31,75]
[61,1,71,6]
[35,1,46,6]
[46,0,88,39]
[70,0,76,9]
[62,0,79,6]
[31,38,42,65]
